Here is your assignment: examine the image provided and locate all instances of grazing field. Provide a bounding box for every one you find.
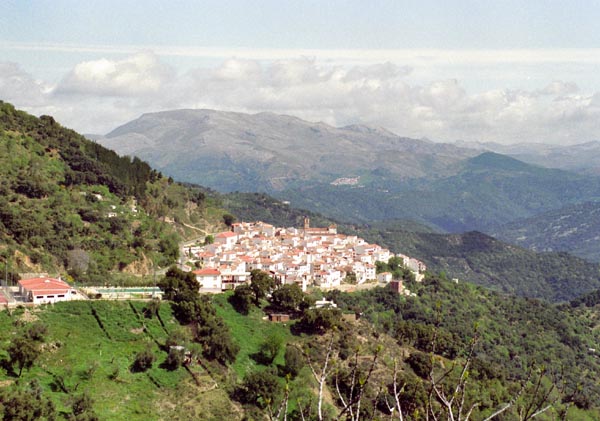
[0,301,210,420]
[212,292,293,377]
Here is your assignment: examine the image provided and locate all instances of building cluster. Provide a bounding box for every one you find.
[186,219,426,293]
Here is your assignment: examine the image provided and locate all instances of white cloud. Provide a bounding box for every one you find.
[0,62,50,106]
[55,52,174,96]
[2,51,600,144]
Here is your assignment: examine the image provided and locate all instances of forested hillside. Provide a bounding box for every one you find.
[0,102,228,282]
[280,152,600,232]
[491,201,600,262]
[219,193,600,302]
[2,274,599,419]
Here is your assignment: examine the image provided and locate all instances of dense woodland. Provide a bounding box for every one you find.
[219,192,600,302]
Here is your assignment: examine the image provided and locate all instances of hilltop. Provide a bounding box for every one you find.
[0,102,230,282]
[218,193,600,302]
[457,139,600,175]
[97,108,477,192]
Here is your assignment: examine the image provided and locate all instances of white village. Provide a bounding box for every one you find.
[185,218,426,294]
[0,218,427,307]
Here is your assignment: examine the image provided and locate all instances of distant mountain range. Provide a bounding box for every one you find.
[98,109,478,192]
[280,152,600,232]
[456,140,600,175]
[97,108,600,258]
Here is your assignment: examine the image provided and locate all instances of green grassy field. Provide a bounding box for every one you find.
[0,301,200,420]
[0,296,302,420]
[212,292,294,377]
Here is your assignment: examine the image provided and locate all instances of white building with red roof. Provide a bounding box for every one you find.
[192,268,222,292]
[18,277,79,304]
[214,231,238,248]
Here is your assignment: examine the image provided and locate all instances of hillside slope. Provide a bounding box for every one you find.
[490,201,600,262]
[2,282,600,419]
[219,192,600,302]
[280,152,600,231]
[0,102,228,282]
[360,228,600,302]
[458,139,600,175]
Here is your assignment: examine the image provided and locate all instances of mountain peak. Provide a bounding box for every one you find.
[467,152,538,171]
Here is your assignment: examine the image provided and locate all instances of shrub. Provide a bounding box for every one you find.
[131,348,156,373]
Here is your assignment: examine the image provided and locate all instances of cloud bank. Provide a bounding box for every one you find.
[2,51,599,144]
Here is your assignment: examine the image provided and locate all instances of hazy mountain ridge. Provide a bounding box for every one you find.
[99,109,600,233]
[490,201,600,262]
[456,139,600,175]
[99,109,479,192]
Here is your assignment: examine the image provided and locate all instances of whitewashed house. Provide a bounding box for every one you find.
[18,277,79,304]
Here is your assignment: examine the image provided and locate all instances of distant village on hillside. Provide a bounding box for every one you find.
[0,219,427,307]
[185,219,426,294]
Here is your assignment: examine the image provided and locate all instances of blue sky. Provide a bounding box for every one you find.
[2,1,600,143]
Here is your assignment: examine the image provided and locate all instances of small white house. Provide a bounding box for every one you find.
[18,277,78,304]
[192,268,222,292]
[377,272,392,284]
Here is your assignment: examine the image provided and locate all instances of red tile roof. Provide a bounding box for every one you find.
[18,277,72,294]
[192,268,221,276]
[216,232,237,238]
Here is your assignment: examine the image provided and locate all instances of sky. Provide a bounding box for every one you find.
[2,0,600,144]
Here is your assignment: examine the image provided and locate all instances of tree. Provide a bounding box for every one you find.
[68,393,98,421]
[158,233,180,263]
[236,368,280,408]
[0,380,56,420]
[283,345,304,378]
[158,266,199,303]
[8,336,39,377]
[164,346,185,370]
[257,333,284,365]
[230,284,254,315]
[204,234,214,245]
[201,329,239,365]
[158,266,200,323]
[25,322,48,342]
[250,269,275,306]
[143,298,161,319]
[295,307,342,334]
[222,213,236,227]
[270,283,305,312]
[131,348,156,373]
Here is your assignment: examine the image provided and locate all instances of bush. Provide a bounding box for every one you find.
[230,284,254,315]
[283,345,304,377]
[164,346,185,370]
[406,351,432,379]
[294,307,343,335]
[131,348,156,373]
[235,368,280,408]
